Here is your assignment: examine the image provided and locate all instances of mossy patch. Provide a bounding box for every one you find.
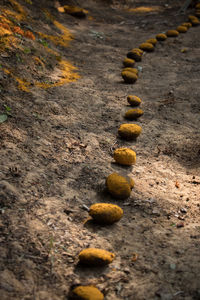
[139,42,154,52]
[121,71,138,84]
[106,173,134,199]
[123,58,135,67]
[176,25,187,33]
[127,95,142,106]
[156,33,167,41]
[89,203,123,224]
[78,248,115,266]
[146,38,157,45]
[114,148,136,166]
[71,286,104,300]
[125,108,144,120]
[166,30,179,37]
[118,123,142,140]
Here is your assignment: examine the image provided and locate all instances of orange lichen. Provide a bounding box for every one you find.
[0,27,12,37]
[78,248,115,266]
[39,10,73,47]
[89,203,123,224]
[71,286,104,300]
[24,30,35,40]
[13,26,24,35]
[127,6,162,13]
[7,0,27,20]
[3,68,31,92]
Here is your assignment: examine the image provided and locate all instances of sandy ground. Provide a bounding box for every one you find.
[0,0,200,299]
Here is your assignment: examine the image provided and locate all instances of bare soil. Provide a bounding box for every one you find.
[0,1,200,299]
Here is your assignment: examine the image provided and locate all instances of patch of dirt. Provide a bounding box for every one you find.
[0,0,200,299]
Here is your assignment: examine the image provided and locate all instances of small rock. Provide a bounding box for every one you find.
[177,222,184,228]
[180,207,187,213]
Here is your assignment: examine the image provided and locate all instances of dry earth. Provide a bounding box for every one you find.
[0,0,200,299]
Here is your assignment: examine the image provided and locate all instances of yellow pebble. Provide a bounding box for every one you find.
[146,38,157,45]
[114,148,136,165]
[118,123,142,140]
[122,67,138,75]
[166,30,179,37]
[71,286,104,300]
[125,108,144,120]
[176,25,188,33]
[89,203,123,224]
[139,42,154,52]
[156,33,167,41]
[106,173,134,199]
[123,58,135,67]
[121,71,138,83]
[127,95,142,106]
[182,22,192,28]
[188,15,198,21]
[127,49,142,62]
[191,18,200,26]
[79,248,115,266]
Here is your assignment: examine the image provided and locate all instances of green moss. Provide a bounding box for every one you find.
[79,248,115,266]
[106,173,134,199]
[118,123,142,140]
[166,30,179,37]
[89,203,123,224]
[121,71,138,84]
[156,33,167,41]
[176,25,187,33]
[123,58,135,67]
[114,148,136,166]
[71,286,104,300]
[139,42,154,52]
[127,95,142,106]
[125,108,144,120]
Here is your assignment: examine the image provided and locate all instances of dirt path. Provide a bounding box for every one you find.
[0,1,200,299]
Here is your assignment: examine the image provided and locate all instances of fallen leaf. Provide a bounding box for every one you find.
[132,252,138,262]
[175,181,180,188]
